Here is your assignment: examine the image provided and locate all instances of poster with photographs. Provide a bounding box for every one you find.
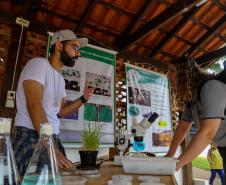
[59,44,116,144]
[126,63,172,153]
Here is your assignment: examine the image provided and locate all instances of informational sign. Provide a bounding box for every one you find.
[126,63,172,153]
[58,44,116,144]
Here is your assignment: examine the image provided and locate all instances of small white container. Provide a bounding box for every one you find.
[138,175,160,182]
[122,157,178,175]
[140,183,165,185]
[112,175,133,181]
[107,179,132,185]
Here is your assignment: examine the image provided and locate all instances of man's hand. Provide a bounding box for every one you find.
[164,152,174,157]
[83,82,95,101]
[55,148,74,170]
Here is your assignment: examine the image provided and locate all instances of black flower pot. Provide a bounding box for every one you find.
[79,150,98,167]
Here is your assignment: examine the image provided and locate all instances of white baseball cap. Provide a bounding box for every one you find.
[50,29,88,47]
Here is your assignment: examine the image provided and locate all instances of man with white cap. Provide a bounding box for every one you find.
[12,30,93,177]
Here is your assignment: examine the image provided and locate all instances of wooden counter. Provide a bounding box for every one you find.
[62,161,178,185]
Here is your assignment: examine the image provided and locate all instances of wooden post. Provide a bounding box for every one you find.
[181,134,194,185]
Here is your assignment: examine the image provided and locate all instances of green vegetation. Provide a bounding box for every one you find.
[81,123,103,151]
[192,156,210,171]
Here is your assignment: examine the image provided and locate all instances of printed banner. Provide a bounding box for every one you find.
[59,44,116,144]
[126,63,172,153]
[46,32,116,144]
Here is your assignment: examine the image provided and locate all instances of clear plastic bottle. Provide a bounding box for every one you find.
[22,123,62,185]
[0,117,20,185]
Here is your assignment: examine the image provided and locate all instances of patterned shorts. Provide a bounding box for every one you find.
[12,126,66,177]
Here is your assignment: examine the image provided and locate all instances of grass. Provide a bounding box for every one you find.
[81,123,103,151]
[192,156,210,171]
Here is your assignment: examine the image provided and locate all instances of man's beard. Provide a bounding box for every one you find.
[60,48,78,67]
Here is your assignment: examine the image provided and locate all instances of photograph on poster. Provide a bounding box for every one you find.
[60,68,81,91]
[86,72,111,97]
[128,87,151,106]
[84,103,112,123]
[152,130,171,147]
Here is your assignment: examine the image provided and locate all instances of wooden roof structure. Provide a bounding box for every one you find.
[0,0,225,71]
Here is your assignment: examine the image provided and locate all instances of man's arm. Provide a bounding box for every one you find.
[58,97,83,117]
[58,85,94,117]
[23,80,73,169]
[23,80,48,132]
[176,118,221,170]
[165,119,192,157]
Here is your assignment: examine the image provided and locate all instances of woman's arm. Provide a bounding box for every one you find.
[165,119,192,157]
[176,118,221,170]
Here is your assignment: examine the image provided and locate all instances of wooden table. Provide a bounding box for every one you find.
[62,161,177,185]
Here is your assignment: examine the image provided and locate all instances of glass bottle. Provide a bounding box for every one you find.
[22,123,62,185]
[0,117,20,185]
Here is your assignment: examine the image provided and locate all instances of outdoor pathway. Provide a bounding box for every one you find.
[193,167,222,185]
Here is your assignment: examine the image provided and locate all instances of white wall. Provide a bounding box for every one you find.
[64,146,109,163]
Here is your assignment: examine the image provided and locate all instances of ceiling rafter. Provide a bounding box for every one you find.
[195,45,226,65]
[117,0,155,42]
[99,1,135,16]
[118,0,200,50]
[215,32,226,42]
[21,0,33,18]
[38,7,77,22]
[213,0,226,12]
[159,50,177,59]
[185,14,226,56]
[118,50,168,71]
[192,18,209,30]
[148,5,199,57]
[75,0,100,32]
[174,35,193,45]
[37,7,118,37]
[158,0,171,6]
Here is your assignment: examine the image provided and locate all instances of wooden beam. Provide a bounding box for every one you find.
[37,7,119,36]
[118,50,168,72]
[192,18,209,30]
[118,0,155,41]
[75,0,100,32]
[148,6,199,57]
[215,32,226,42]
[118,0,199,49]
[99,1,134,16]
[159,50,177,59]
[213,0,226,12]
[174,35,193,45]
[38,7,78,23]
[181,135,194,185]
[195,45,226,65]
[0,10,119,37]
[185,15,226,56]
[22,0,33,18]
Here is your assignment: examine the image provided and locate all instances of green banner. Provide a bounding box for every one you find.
[81,47,115,66]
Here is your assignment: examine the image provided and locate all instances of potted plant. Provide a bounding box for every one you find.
[79,122,103,167]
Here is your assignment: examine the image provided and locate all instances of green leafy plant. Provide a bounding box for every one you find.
[81,123,103,151]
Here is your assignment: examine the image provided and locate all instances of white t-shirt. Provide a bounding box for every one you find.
[15,57,66,134]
